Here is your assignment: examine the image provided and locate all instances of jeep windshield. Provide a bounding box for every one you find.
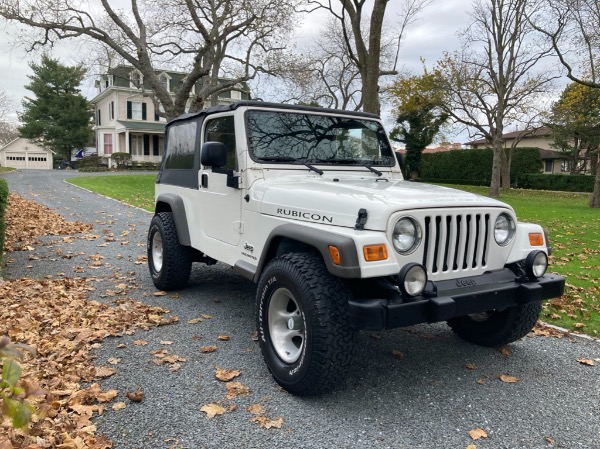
[246,110,395,166]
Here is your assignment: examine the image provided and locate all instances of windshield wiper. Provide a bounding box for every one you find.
[314,158,382,176]
[256,156,298,162]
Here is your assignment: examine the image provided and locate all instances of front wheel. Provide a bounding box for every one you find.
[447,301,542,347]
[147,212,192,291]
[257,253,355,396]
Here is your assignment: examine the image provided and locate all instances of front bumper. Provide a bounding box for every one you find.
[348,269,565,330]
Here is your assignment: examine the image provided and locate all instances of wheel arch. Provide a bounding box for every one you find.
[155,194,191,246]
[234,223,361,283]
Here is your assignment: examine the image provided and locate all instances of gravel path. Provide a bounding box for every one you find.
[3,169,600,449]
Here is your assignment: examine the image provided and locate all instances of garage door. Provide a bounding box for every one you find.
[5,154,26,168]
[28,154,49,169]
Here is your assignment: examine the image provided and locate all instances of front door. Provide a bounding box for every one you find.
[196,114,242,246]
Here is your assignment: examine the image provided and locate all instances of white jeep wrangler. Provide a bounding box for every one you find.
[147,101,565,395]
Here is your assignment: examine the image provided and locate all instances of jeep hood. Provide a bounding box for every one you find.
[254,175,512,230]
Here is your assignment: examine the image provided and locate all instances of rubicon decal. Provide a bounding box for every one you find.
[276,208,333,223]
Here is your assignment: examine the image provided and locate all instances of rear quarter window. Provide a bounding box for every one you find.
[165,122,198,169]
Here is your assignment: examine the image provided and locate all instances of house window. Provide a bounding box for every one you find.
[130,71,142,88]
[160,74,169,92]
[152,135,164,156]
[104,134,113,154]
[131,134,144,156]
[127,101,147,120]
[561,160,572,172]
[544,160,553,173]
[109,101,115,120]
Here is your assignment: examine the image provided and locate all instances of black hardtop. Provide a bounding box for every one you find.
[166,101,381,128]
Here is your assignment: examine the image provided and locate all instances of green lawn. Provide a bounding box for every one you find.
[68,174,600,337]
[66,174,156,212]
[0,167,16,173]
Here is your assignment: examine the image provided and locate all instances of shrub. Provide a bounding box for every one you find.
[515,174,594,192]
[111,152,132,170]
[420,147,542,184]
[0,177,7,267]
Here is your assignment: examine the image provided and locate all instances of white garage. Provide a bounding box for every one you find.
[0,137,54,170]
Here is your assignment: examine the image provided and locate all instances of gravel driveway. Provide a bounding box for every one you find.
[3,169,600,449]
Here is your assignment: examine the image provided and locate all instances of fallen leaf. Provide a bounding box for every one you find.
[497,347,511,356]
[466,445,477,449]
[225,381,250,399]
[246,404,265,415]
[217,335,230,341]
[392,350,403,359]
[573,323,585,329]
[188,317,203,324]
[499,374,519,383]
[576,358,595,366]
[112,402,126,411]
[160,340,173,345]
[201,314,212,319]
[465,363,477,370]
[126,390,144,402]
[251,416,284,429]
[153,291,167,296]
[200,346,218,353]
[107,358,121,365]
[201,403,225,419]
[133,339,148,346]
[545,436,555,445]
[215,366,241,382]
[95,366,116,379]
[468,428,488,440]
[476,378,487,385]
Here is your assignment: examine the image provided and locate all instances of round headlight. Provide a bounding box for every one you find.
[398,263,428,297]
[392,217,421,254]
[525,250,548,279]
[494,213,515,246]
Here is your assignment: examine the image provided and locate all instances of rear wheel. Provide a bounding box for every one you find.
[257,253,355,396]
[147,212,192,291]
[447,301,542,347]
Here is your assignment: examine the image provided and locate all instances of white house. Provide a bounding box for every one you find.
[0,137,54,170]
[91,65,250,166]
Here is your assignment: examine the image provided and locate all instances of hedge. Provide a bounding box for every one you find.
[514,173,594,192]
[420,147,542,184]
[0,177,8,269]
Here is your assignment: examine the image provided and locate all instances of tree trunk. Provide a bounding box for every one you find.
[589,157,600,207]
[500,148,511,189]
[489,128,504,197]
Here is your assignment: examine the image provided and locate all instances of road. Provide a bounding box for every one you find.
[3,169,600,449]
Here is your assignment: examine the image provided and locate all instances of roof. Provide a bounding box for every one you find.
[116,121,166,132]
[466,126,552,145]
[539,149,566,160]
[0,137,54,153]
[167,101,381,127]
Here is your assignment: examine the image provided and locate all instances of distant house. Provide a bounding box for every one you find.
[91,66,250,166]
[0,137,54,170]
[465,127,569,175]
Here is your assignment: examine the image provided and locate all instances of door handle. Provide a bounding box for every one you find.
[201,173,208,188]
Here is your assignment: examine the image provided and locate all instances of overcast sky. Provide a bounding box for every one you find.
[0,1,471,128]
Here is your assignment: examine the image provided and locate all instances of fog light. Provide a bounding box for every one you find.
[397,263,428,297]
[525,250,547,279]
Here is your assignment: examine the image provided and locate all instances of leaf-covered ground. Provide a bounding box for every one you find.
[1,194,176,448]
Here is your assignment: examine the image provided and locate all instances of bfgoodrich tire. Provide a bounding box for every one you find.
[256,253,355,396]
[447,301,542,347]
[147,212,192,291]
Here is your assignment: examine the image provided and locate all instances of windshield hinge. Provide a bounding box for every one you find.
[355,208,368,230]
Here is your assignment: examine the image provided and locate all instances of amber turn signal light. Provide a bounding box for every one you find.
[363,244,388,262]
[328,245,341,265]
[528,233,544,246]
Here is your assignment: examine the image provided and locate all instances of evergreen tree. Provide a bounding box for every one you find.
[18,55,93,162]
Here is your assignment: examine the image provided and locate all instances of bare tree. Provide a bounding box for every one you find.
[528,0,600,207]
[307,0,433,115]
[0,0,302,120]
[435,0,555,197]
[0,90,18,146]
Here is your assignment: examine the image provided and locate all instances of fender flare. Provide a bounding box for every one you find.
[155,194,191,246]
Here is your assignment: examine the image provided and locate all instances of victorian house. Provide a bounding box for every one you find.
[91,66,250,165]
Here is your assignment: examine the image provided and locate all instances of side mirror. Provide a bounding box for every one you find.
[201,141,227,168]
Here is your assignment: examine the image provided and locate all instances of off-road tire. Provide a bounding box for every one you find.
[256,252,356,396]
[147,212,192,291]
[447,301,542,347]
